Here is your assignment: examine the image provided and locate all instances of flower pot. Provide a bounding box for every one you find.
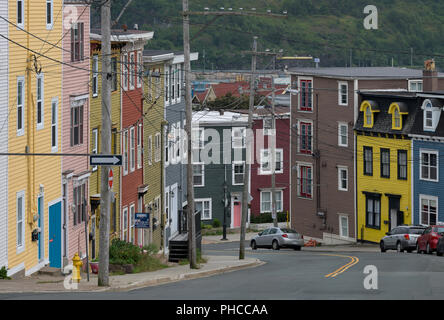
[90,261,99,274]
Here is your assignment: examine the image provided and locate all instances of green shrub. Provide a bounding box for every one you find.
[109,239,142,265]
[212,218,221,228]
[250,212,288,224]
[142,244,158,255]
[0,266,10,280]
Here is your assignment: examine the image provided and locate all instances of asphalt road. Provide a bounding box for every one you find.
[2,241,444,300]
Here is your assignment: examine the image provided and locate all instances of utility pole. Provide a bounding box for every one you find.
[183,0,198,269]
[271,76,278,228]
[240,36,257,260]
[98,0,112,287]
[222,164,228,241]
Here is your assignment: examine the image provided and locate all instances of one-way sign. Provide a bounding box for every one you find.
[90,155,123,166]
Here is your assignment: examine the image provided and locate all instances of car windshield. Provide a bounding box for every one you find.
[280,228,298,234]
[409,228,425,235]
[436,228,444,234]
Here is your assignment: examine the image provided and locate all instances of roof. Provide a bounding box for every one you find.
[288,67,444,79]
[230,106,290,118]
[192,111,248,126]
[90,28,154,42]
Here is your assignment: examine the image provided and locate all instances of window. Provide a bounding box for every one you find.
[171,65,175,101]
[232,162,245,185]
[420,196,437,226]
[409,80,423,92]
[137,124,142,169]
[299,165,312,199]
[260,149,283,174]
[165,127,169,166]
[176,65,181,101]
[17,1,24,27]
[123,130,128,175]
[260,191,283,213]
[92,128,98,172]
[394,108,401,129]
[122,53,128,91]
[299,79,312,111]
[263,117,274,136]
[73,183,86,225]
[165,69,169,104]
[424,101,433,130]
[338,123,348,147]
[130,127,135,172]
[366,194,381,229]
[129,52,135,90]
[46,0,53,29]
[137,51,142,88]
[364,147,373,176]
[421,150,438,182]
[51,98,58,152]
[338,82,348,106]
[195,199,212,220]
[122,207,128,241]
[193,164,204,187]
[232,127,246,149]
[380,148,390,178]
[155,133,161,162]
[192,127,204,149]
[147,135,152,165]
[364,105,373,128]
[36,74,44,130]
[339,215,349,238]
[70,104,84,146]
[71,22,84,62]
[130,204,135,243]
[111,57,117,92]
[299,122,312,154]
[338,167,348,191]
[398,150,407,180]
[17,77,25,136]
[16,191,25,253]
[92,55,98,97]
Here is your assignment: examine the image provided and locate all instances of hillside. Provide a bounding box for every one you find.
[92,0,444,70]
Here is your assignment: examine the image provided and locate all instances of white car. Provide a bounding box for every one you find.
[251,227,304,251]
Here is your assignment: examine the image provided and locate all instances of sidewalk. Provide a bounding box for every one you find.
[0,255,263,294]
[202,232,258,245]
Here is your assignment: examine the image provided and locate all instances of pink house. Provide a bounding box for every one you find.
[61,0,91,268]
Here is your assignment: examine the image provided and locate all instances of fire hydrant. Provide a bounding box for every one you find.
[72,253,83,283]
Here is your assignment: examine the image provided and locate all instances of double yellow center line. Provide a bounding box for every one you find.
[321,254,360,278]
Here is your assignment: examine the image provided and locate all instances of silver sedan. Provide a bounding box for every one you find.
[251,227,304,251]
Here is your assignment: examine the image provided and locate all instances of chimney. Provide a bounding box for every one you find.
[122,24,128,32]
[219,109,225,116]
[423,59,438,92]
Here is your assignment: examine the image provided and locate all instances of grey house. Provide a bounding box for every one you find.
[192,110,249,229]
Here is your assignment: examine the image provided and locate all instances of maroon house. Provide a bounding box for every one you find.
[288,67,443,244]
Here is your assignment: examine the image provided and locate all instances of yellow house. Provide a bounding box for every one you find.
[355,94,415,244]
[7,0,63,276]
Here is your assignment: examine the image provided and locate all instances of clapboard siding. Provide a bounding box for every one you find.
[0,1,8,269]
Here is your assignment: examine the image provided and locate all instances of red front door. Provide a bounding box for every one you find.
[233,202,241,228]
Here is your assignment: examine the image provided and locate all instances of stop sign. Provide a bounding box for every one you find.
[108,168,113,190]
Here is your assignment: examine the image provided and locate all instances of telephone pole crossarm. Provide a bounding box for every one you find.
[184,11,288,19]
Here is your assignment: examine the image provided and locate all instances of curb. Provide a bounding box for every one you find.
[302,247,379,253]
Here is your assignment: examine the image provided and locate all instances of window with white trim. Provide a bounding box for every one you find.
[421,150,438,182]
[260,149,283,174]
[130,204,135,243]
[192,127,204,149]
[46,0,53,29]
[193,163,204,187]
[147,135,152,165]
[91,128,98,172]
[165,69,169,104]
[260,190,283,213]
[71,22,84,62]
[137,124,142,169]
[338,166,348,191]
[17,1,24,27]
[155,132,161,162]
[299,79,313,111]
[129,52,135,90]
[122,207,128,241]
[299,121,312,154]
[16,191,25,253]
[420,195,438,226]
[51,98,58,152]
[263,117,274,136]
[338,123,348,147]
[424,101,434,130]
[17,77,25,136]
[338,82,348,106]
[122,53,128,91]
[339,215,349,238]
[123,130,128,175]
[196,199,212,220]
[298,165,312,199]
[36,74,44,130]
[232,127,246,149]
[70,104,84,146]
[409,80,423,92]
[130,127,135,172]
[92,55,98,97]
[232,162,245,185]
[137,51,142,88]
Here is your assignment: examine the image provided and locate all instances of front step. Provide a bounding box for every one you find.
[168,238,189,263]
[38,266,62,277]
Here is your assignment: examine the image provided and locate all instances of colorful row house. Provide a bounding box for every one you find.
[7,0,63,277]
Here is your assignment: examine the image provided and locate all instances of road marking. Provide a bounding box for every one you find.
[321,254,359,278]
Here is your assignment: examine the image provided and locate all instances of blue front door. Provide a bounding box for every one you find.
[38,196,43,261]
[49,202,62,268]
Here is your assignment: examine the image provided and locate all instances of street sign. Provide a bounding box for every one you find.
[108,169,113,190]
[135,213,150,229]
[90,155,122,166]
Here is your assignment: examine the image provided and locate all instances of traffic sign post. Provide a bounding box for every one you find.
[90,155,122,166]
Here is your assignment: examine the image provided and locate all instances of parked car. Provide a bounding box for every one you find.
[251,227,304,251]
[417,225,444,254]
[380,225,426,253]
[437,237,444,256]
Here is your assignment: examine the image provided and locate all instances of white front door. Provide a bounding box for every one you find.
[170,185,178,237]
[390,209,398,229]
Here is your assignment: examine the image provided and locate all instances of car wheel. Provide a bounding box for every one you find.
[427,243,432,254]
[417,243,422,254]
[251,240,257,250]
[437,250,443,257]
[272,240,280,250]
[380,241,386,253]
[407,249,413,253]
[294,246,301,251]
[396,242,404,253]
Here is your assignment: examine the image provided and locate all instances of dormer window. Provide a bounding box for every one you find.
[388,102,408,131]
[421,99,441,132]
[425,103,433,129]
[360,100,379,128]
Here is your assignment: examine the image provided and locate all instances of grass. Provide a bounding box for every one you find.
[132,254,169,274]
[178,249,207,266]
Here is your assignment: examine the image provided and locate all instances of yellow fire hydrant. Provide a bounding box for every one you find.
[72,253,83,283]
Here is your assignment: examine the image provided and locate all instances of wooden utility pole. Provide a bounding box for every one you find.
[271,76,278,228]
[98,0,112,287]
[183,0,198,269]
[240,36,257,260]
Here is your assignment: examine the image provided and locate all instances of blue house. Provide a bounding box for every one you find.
[410,95,444,227]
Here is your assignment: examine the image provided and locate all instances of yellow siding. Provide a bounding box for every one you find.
[357,134,412,243]
[8,0,63,273]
